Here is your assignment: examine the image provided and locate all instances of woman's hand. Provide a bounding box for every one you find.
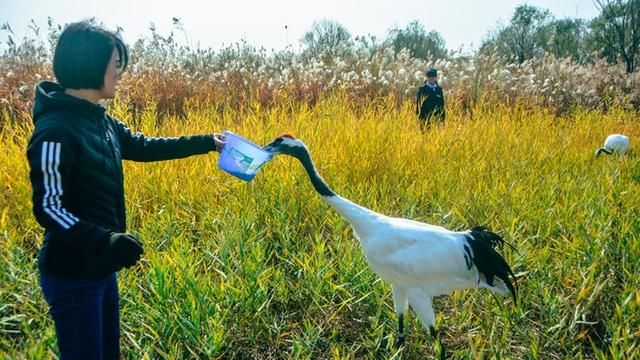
[213,133,227,152]
[104,232,143,268]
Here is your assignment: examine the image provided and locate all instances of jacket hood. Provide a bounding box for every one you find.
[32,81,106,124]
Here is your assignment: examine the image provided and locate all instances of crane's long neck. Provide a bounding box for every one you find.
[596,147,612,156]
[297,150,335,197]
[294,149,381,242]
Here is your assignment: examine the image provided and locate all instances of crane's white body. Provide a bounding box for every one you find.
[324,195,511,330]
[596,134,630,156]
[325,196,481,291]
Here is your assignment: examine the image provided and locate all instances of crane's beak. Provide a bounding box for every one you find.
[262,140,278,154]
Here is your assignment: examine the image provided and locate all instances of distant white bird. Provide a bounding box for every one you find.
[264,134,518,358]
[595,134,630,157]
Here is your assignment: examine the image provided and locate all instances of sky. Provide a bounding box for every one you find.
[1,0,601,53]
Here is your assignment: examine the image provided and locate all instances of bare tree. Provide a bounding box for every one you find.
[590,0,640,73]
[494,5,552,63]
[547,18,587,61]
[387,21,447,60]
[301,19,353,60]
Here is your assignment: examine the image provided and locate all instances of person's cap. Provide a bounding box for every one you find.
[426,68,437,77]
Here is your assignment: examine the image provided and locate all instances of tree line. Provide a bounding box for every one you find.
[301,0,640,73]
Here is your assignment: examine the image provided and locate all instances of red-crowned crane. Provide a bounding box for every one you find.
[595,134,630,157]
[263,134,518,359]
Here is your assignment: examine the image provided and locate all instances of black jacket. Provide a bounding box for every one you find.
[27,81,217,278]
[416,82,445,121]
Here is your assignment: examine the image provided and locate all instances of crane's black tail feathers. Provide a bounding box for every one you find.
[466,226,518,303]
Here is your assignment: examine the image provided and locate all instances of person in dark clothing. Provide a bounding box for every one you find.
[26,21,225,359]
[416,68,446,130]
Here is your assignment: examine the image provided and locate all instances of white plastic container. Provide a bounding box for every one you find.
[217,131,272,181]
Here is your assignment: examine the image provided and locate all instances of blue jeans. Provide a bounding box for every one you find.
[40,272,120,360]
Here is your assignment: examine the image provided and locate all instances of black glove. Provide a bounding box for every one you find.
[104,232,144,268]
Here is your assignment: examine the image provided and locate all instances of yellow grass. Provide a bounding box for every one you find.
[1,96,639,359]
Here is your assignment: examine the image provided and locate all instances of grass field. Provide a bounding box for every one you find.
[1,97,639,359]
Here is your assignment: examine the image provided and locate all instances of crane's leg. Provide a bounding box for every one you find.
[407,288,446,360]
[392,285,408,348]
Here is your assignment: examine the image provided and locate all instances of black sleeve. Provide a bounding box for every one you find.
[114,119,217,162]
[416,87,422,115]
[27,121,110,251]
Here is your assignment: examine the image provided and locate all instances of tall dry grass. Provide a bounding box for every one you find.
[2,22,640,122]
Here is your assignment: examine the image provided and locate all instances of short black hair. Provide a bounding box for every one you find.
[53,20,129,90]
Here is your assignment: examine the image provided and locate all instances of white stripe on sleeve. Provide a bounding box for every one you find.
[52,142,79,222]
[41,141,77,229]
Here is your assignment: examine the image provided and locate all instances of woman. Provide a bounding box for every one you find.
[26,21,225,359]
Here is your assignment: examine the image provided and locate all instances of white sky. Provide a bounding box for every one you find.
[0,0,600,53]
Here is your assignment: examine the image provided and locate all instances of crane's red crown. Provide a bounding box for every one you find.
[279,133,296,139]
